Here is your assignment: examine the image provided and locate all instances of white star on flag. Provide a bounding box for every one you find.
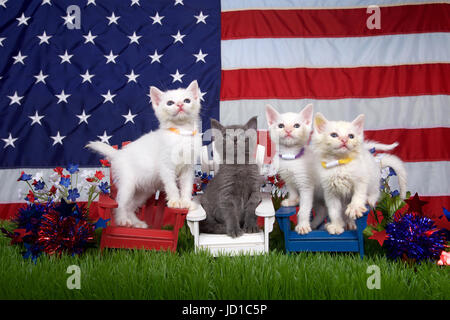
[37,31,52,45]
[59,50,73,64]
[12,51,27,65]
[0,0,8,9]
[193,49,208,63]
[80,70,95,83]
[50,131,65,146]
[2,133,18,149]
[61,12,76,26]
[171,30,186,44]
[0,37,5,46]
[125,70,139,83]
[29,110,45,125]
[104,50,118,64]
[16,13,31,26]
[194,12,208,24]
[128,31,142,44]
[87,0,96,6]
[130,0,140,6]
[83,31,97,44]
[55,90,71,104]
[122,110,137,124]
[7,91,24,105]
[170,69,185,83]
[107,12,120,25]
[150,12,164,25]
[149,50,163,63]
[34,70,48,84]
[101,90,116,103]
[76,110,91,124]
[199,88,207,101]
[174,0,184,6]
[41,0,52,5]
[98,131,112,144]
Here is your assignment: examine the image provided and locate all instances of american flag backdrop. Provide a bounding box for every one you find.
[0,0,449,219]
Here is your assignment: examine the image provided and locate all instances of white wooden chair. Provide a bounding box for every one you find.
[186,142,276,256]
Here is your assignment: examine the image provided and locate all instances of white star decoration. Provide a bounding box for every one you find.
[170,69,185,83]
[98,131,112,144]
[174,0,184,6]
[128,31,141,44]
[59,50,73,64]
[125,70,139,83]
[7,91,24,105]
[16,13,31,26]
[171,30,185,44]
[101,90,116,103]
[194,12,208,24]
[37,31,52,45]
[29,110,45,125]
[34,70,48,84]
[12,51,27,65]
[2,133,18,149]
[87,0,96,5]
[41,0,52,5]
[199,89,206,102]
[150,12,164,25]
[107,12,120,25]
[55,90,71,104]
[104,50,118,64]
[0,37,5,46]
[0,0,8,9]
[80,70,95,83]
[193,49,208,63]
[76,110,91,124]
[130,0,140,6]
[50,131,65,146]
[83,31,97,44]
[149,50,163,63]
[61,12,76,26]
[122,110,137,124]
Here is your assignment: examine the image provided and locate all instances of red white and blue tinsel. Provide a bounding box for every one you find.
[384,213,447,263]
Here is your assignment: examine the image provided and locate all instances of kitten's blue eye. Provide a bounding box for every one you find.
[278,123,285,129]
[348,134,355,139]
[167,100,174,106]
[184,98,191,104]
[293,123,300,128]
[330,132,338,138]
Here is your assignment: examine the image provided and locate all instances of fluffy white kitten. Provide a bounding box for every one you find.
[86,80,202,228]
[266,104,326,234]
[312,113,407,235]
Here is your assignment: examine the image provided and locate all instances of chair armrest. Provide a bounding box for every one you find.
[186,197,206,222]
[255,193,275,217]
[98,193,118,209]
[275,206,297,218]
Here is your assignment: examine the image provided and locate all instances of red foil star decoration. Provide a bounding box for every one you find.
[369,229,387,246]
[404,193,428,216]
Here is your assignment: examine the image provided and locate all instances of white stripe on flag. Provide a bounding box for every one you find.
[219,95,450,130]
[221,33,450,70]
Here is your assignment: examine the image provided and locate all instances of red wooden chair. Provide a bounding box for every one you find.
[97,142,189,251]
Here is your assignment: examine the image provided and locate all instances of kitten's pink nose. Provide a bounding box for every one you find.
[176,102,184,108]
[340,137,348,144]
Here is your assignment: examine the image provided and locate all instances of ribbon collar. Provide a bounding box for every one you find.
[321,157,354,169]
[279,147,305,160]
[168,127,197,136]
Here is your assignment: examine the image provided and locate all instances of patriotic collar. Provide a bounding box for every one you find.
[321,157,354,169]
[167,127,197,136]
[279,147,305,160]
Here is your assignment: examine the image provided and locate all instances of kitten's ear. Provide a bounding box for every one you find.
[299,103,313,125]
[314,112,328,134]
[150,86,164,108]
[245,116,258,131]
[210,118,224,131]
[265,104,279,126]
[352,114,365,135]
[187,80,199,100]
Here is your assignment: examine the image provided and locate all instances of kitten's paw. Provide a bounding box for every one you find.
[243,223,260,233]
[345,220,357,230]
[227,227,244,238]
[115,216,133,228]
[167,198,181,208]
[179,198,193,209]
[345,203,366,219]
[325,223,345,235]
[133,220,148,229]
[295,222,312,235]
[281,198,299,207]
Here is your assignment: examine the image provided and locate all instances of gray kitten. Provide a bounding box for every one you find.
[199,116,262,237]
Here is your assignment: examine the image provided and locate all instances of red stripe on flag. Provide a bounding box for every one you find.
[221,63,450,100]
[365,127,450,163]
[222,4,450,39]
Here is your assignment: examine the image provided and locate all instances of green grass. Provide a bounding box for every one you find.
[0,219,449,300]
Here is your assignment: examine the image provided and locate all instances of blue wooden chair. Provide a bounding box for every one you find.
[275,206,369,259]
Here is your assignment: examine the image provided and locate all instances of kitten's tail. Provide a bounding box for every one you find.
[378,154,408,199]
[364,140,399,152]
[85,141,117,159]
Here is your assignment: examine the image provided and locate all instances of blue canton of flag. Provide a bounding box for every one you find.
[0,0,221,167]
